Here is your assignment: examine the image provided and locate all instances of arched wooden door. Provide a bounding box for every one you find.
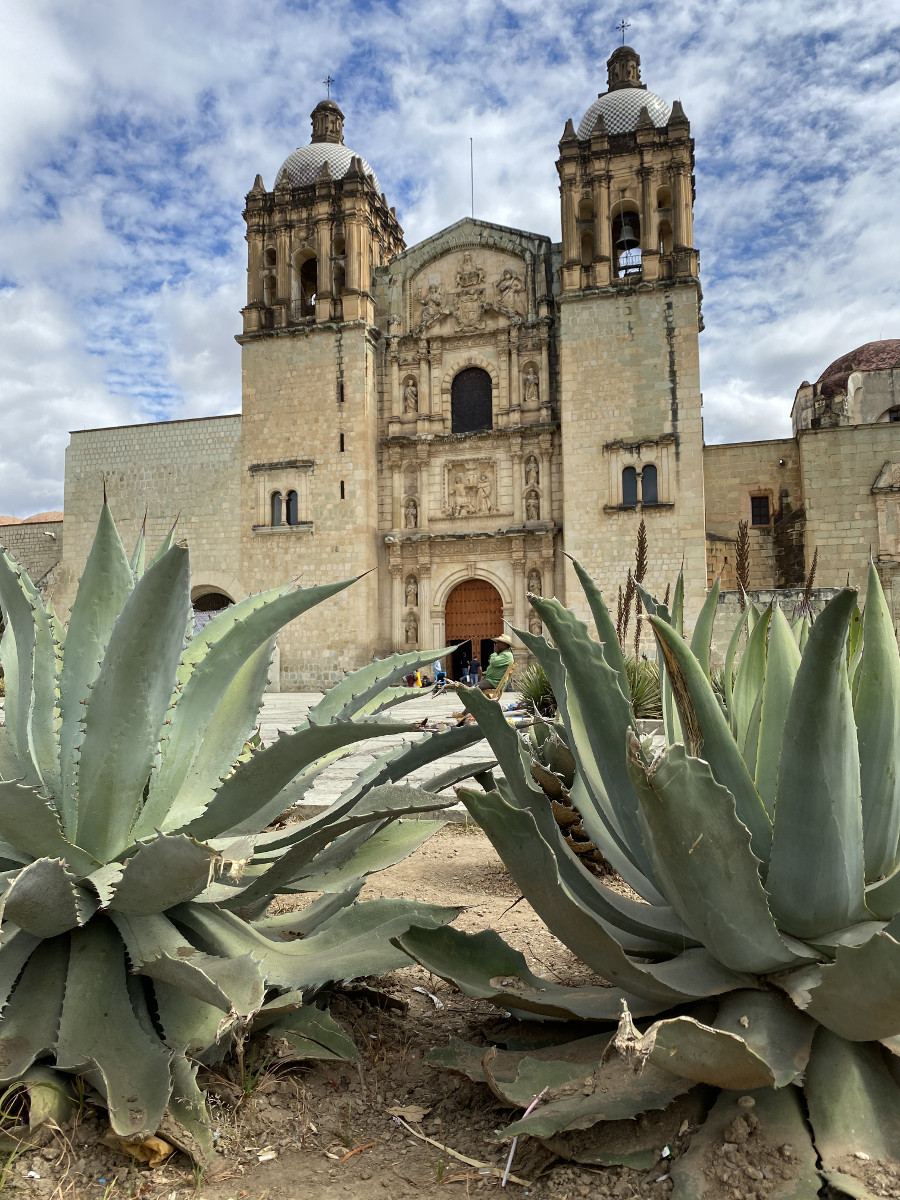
[444,579,503,679]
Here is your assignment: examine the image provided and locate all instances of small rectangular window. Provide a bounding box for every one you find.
[340,480,345,500]
[750,495,770,526]
[338,382,344,404]
[339,433,345,452]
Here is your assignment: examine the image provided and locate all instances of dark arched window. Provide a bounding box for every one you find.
[286,490,299,526]
[641,464,658,505]
[622,467,638,507]
[451,368,493,434]
[271,491,283,526]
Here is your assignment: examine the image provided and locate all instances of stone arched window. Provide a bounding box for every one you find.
[451,367,492,434]
[641,464,659,505]
[271,491,283,526]
[622,466,638,507]
[285,490,299,526]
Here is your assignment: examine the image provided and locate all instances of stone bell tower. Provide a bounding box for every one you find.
[236,100,405,687]
[556,45,708,626]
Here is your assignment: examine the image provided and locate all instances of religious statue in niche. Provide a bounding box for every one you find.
[403,378,418,414]
[528,611,543,636]
[404,497,418,528]
[450,474,470,517]
[405,574,418,606]
[456,253,485,290]
[524,455,539,487]
[523,366,540,405]
[495,268,525,318]
[475,474,493,514]
[446,462,495,517]
[405,610,419,644]
[525,490,540,521]
[454,252,486,332]
[527,568,542,595]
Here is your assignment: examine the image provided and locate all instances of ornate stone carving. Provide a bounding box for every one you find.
[403,378,418,413]
[528,611,543,636]
[454,253,487,332]
[495,268,525,317]
[527,568,542,595]
[456,253,485,289]
[404,497,418,528]
[523,366,540,405]
[525,490,540,521]
[444,460,496,517]
[405,574,418,606]
[525,455,540,487]
[417,284,448,332]
[405,610,419,643]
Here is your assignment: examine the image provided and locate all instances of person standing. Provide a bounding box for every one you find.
[477,634,514,691]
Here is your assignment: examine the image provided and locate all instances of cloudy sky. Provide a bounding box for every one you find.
[1,0,898,515]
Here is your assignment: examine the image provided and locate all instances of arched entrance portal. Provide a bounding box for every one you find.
[191,588,234,634]
[444,579,503,679]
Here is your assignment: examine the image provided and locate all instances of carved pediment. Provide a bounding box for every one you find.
[873,459,900,493]
[410,248,528,337]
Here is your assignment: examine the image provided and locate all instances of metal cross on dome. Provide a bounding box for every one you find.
[323,74,335,98]
[617,18,631,44]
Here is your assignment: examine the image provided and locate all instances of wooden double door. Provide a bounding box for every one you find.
[444,579,503,679]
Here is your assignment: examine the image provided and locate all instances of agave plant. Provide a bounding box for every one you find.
[0,505,485,1160]
[397,560,900,1197]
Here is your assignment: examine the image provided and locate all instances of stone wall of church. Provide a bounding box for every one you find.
[0,520,63,592]
[53,415,242,618]
[239,326,383,689]
[558,281,707,631]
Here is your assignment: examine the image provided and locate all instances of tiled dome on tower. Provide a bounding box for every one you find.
[577,46,672,137]
[275,99,380,191]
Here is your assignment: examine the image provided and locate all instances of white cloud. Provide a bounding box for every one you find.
[0,0,898,514]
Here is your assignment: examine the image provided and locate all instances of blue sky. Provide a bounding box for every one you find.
[1,0,898,515]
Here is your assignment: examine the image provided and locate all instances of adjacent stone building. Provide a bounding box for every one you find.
[5,47,898,686]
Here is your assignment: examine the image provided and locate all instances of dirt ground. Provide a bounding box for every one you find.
[0,824,877,1200]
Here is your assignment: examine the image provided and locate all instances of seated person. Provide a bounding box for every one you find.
[462,657,481,685]
[477,634,514,692]
[433,659,447,685]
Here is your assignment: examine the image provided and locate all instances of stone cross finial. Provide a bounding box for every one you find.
[323,74,334,99]
[617,18,631,44]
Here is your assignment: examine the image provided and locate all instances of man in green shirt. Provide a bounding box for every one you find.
[477,634,514,692]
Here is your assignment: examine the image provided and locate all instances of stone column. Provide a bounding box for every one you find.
[539,332,551,419]
[672,164,686,248]
[639,166,653,253]
[512,558,526,634]
[561,181,578,266]
[390,348,401,418]
[597,174,612,261]
[390,564,403,652]
[315,218,332,321]
[247,230,264,304]
[418,563,432,647]
[345,215,361,293]
[524,251,535,322]
[418,341,431,415]
[511,449,523,524]
[390,451,402,530]
[416,447,430,530]
[539,433,553,520]
[509,328,520,413]
[275,226,290,300]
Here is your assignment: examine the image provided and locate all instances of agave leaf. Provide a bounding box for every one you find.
[25,589,62,800]
[428,1032,614,1090]
[642,1014,777,1090]
[0,938,68,1081]
[854,562,900,880]
[76,546,192,862]
[457,790,750,1003]
[0,926,41,1014]
[152,979,229,1057]
[753,607,802,816]
[805,1027,900,1189]
[722,607,750,727]
[649,616,772,865]
[265,1004,358,1062]
[498,1054,692,1139]
[56,918,172,1137]
[286,821,443,894]
[139,579,354,837]
[767,589,868,939]
[800,931,900,1042]
[418,758,498,795]
[110,910,265,1015]
[1,859,97,937]
[309,648,454,723]
[159,1056,213,1165]
[173,896,458,991]
[713,990,816,1087]
[689,575,720,679]
[20,1066,77,1134]
[527,597,657,884]
[0,722,23,784]
[628,742,808,973]
[183,718,417,841]
[570,558,630,700]
[866,867,900,921]
[730,605,770,750]
[0,549,42,786]
[252,881,364,937]
[106,834,215,914]
[0,780,99,876]
[58,503,134,832]
[147,520,177,569]
[669,1086,820,1200]
[396,925,662,1020]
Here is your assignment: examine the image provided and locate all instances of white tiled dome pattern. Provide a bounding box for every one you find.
[275,143,380,192]
[577,88,671,139]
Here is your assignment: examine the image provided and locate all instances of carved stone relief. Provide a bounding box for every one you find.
[523,365,540,405]
[405,610,419,643]
[524,455,539,487]
[527,568,542,595]
[403,377,418,414]
[404,497,418,528]
[495,269,525,318]
[444,460,496,517]
[525,490,540,521]
[410,249,530,337]
[405,574,418,606]
[528,612,543,636]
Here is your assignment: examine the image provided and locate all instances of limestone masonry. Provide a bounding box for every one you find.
[5,46,899,687]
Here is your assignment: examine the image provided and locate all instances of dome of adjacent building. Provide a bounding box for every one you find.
[816,339,900,398]
[577,87,672,138]
[275,143,380,192]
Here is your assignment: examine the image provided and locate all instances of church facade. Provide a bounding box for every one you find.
[17,46,899,688]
